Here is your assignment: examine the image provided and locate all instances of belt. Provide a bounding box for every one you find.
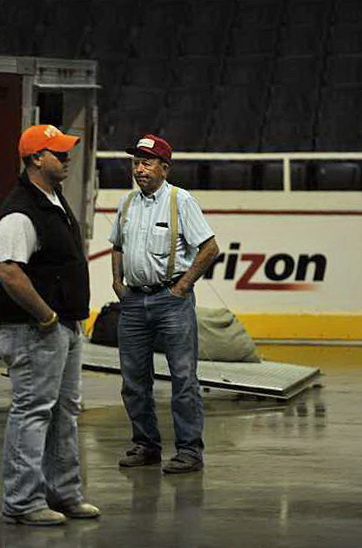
[129,274,185,295]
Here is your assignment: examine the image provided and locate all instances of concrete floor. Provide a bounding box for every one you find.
[0,344,361,547]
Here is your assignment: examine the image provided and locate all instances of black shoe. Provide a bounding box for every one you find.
[162,453,203,474]
[118,445,161,467]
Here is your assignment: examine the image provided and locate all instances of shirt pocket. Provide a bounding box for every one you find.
[149,225,171,256]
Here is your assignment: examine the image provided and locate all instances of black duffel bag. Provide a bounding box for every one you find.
[90,302,121,347]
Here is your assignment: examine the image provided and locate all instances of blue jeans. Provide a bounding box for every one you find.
[118,287,204,459]
[0,323,83,516]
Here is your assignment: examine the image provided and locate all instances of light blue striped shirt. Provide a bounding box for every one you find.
[109,181,214,286]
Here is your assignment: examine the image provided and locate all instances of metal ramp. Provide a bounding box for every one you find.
[81,341,320,400]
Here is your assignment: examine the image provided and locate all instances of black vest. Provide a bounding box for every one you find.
[0,172,90,322]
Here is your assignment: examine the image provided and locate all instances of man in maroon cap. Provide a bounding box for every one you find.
[110,134,219,474]
[0,125,100,525]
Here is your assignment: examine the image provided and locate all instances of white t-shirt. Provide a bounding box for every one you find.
[0,188,65,264]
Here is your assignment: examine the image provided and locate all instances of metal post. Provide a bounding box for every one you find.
[283,157,291,192]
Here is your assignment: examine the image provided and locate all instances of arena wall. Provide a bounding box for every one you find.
[89,187,362,342]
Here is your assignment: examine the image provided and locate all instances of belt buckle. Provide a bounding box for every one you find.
[141,285,153,294]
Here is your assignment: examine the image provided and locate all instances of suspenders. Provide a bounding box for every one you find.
[121,185,179,282]
[166,185,178,281]
[120,190,137,237]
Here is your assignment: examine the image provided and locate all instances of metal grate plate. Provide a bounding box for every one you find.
[81,341,320,400]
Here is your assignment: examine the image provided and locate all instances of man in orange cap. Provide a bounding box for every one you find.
[0,125,100,525]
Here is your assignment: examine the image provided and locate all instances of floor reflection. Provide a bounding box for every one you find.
[0,345,361,547]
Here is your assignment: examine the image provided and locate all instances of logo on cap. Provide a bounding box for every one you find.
[44,125,62,138]
[137,138,156,149]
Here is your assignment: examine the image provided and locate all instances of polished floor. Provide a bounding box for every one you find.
[0,344,361,548]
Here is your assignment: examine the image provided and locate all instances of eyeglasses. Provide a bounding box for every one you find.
[48,150,70,162]
[37,149,70,162]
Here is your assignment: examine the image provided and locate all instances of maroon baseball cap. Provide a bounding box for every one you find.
[126,134,172,164]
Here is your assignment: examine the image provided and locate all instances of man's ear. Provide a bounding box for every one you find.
[31,153,42,166]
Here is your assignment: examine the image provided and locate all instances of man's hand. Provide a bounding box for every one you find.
[168,282,189,298]
[113,280,127,301]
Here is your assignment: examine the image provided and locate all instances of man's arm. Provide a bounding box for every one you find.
[171,236,219,297]
[111,246,127,300]
[0,261,55,323]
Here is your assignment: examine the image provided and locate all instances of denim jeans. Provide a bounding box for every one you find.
[118,287,204,459]
[0,322,83,516]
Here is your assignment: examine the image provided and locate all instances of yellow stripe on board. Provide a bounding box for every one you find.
[235,313,362,340]
[85,310,362,341]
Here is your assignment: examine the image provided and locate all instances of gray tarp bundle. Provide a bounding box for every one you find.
[196,307,260,363]
[91,303,261,363]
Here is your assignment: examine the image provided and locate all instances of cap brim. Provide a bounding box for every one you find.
[125,146,138,156]
[47,134,80,153]
[125,146,170,163]
[125,146,158,157]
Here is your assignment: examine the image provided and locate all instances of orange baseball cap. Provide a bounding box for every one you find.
[18,124,80,157]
